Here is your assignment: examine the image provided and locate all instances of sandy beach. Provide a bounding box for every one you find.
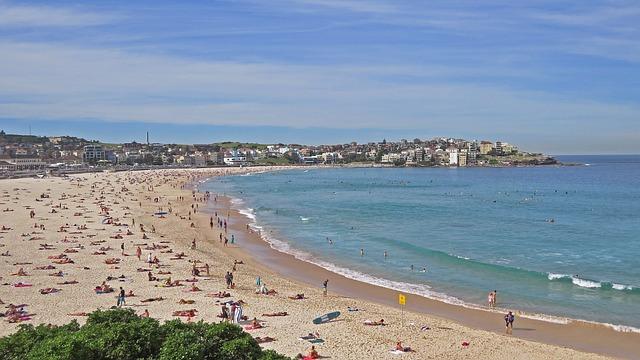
[0,168,637,359]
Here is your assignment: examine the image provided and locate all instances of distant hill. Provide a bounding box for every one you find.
[0,130,92,145]
[0,130,49,145]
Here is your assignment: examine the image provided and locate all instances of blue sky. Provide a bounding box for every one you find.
[0,0,639,153]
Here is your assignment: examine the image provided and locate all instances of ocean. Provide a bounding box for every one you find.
[202,155,640,331]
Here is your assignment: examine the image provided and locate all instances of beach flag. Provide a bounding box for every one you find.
[398,293,406,305]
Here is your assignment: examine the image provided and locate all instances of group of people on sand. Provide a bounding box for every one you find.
[1,304,31,323]
[219,302,245,323]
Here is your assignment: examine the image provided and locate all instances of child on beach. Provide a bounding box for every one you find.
[504,311,514,334]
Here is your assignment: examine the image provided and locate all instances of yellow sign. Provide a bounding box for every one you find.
[398,293,406,305]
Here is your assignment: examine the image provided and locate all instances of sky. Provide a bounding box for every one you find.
[0,0,639,154]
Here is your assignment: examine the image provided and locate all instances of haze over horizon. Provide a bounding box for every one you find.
[1,0,639,154]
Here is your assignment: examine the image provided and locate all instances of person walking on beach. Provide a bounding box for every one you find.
[225,272,231,289]
[136,246,142,261]
[117,287,126,307]
[121,242,125,255]
[504,311,514,334]
[323,279,328,296]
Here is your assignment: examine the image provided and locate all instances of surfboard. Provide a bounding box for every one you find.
[312,311,340,324]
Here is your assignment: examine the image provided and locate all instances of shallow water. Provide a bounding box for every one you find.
[203,155,640,330]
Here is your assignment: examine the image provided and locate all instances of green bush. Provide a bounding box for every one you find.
[0,309,289,360]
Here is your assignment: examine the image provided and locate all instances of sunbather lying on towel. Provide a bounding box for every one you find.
[140,297,165,303]
[364,319,386,326]
[39,288,61,295]
[255,336,275,344]
[172,309,197,317]
[262,312,288,317]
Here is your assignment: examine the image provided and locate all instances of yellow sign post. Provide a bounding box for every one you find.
[398,293,406,326]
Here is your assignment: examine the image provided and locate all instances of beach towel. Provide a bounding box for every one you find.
[389,350,405,355]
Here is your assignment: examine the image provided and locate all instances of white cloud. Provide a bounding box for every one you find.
[0,2,117,27]
[280,0,397,14]
[0,41,638,138]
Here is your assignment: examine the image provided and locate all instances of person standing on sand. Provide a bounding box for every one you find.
[121,242,125,255]
[117,287,126,307]
[136,246,142,261]
[323,279,328,296]
[504,311,514,334]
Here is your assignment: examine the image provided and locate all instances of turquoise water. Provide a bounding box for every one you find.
[203,155,640,331]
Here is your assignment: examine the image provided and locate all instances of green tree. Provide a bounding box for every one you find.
[0,309,289,360]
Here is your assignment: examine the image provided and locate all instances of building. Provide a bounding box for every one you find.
[208,152,220,165]
[415,148,425,163]
[82,145,105,163]
[479,141,494,155]
[381,153,402,164]
[495,141,504,155]
[458,151,468,167]
[501,142,516,154]
[447,147,458,166]
[467,141,478,165]
[193,153,206,167]
[2,156,46,170]
[223,150,247,166]
[0,160,16,172]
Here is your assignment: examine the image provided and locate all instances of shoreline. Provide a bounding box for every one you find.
[202,185,640,358]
